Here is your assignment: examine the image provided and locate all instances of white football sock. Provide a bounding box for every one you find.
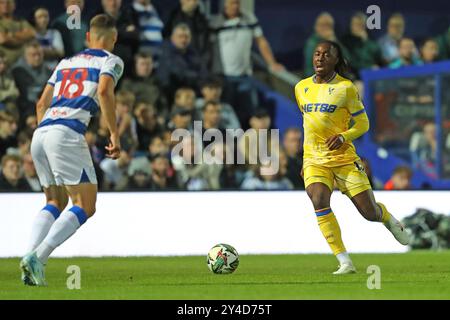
[35,206,88,264]
[28,204,61,252]
[336,252,352,265]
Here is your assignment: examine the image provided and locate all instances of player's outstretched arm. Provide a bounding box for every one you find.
[340,112,370,142]
[98,74,120,160]
[36,84,54,124]
[326,112,370,150]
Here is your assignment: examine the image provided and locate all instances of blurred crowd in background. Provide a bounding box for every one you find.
[1,0,449,192]
[304,11,444,78]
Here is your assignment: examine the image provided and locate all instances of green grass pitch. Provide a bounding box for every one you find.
[1,251,450,299]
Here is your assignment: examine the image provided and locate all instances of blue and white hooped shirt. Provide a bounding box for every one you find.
[39,48,124,135]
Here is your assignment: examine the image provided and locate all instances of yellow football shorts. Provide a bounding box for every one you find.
[303,160,372,198]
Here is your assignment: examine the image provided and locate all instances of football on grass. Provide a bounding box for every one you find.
[207,244,239,274]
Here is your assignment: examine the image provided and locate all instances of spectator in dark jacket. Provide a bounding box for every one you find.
[134,102,165,152]
[388,37,422,69]
[0,0,36,65]
[163,0,210,64]
[0,51,19,118]
[282,127,304,189]
[420,38,440,64]
[194,77,241,130]
[148,153,177,190]
[377,13,405,64]
[98,0,140,76]
[241,150,293,191]
[11,41,52,117]
[303,12,348,77]
[120,52,168,117]
[51,0,88,57]
[157,23,207,101]
[435,26,450,60]
[341,12,382,78]
[0,110,17,158]
[0,154,31,191]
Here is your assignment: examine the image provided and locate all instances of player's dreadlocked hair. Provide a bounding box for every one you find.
[317,40,349,76]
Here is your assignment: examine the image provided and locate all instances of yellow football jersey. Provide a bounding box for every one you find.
[294,73,365,167]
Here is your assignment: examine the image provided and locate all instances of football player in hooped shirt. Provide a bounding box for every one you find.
[295,40,409,274]
[20,14,123,286]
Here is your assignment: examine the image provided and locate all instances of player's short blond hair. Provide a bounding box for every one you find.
[89,14,117,40]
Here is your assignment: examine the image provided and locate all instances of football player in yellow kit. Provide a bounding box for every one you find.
[295,40,409,274]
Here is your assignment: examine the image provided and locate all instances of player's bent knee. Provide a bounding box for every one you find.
[306,184,331,210]
[309,193,330,210]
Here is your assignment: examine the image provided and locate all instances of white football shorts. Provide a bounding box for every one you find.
[31,125,97,188]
